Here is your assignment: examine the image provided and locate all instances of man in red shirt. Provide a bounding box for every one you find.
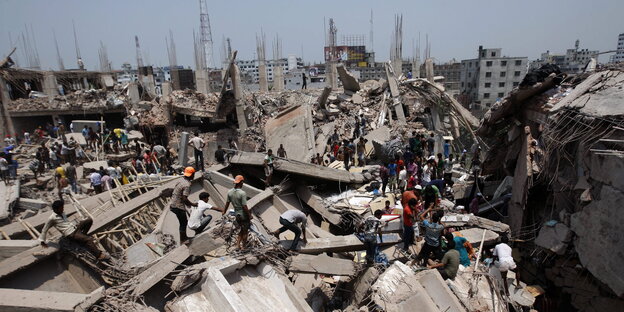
[402,198,417,251]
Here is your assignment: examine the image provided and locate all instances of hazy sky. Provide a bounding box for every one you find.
[1,0,623,71]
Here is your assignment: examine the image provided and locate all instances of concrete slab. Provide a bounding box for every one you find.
[0,240,39,261]
[456,228,499,246]
[298,233,400,254]
[336,64,360,93]
[130,244,191,298]
[264,105,316,162]
[0,288,93,312]
[416,269,466,312]
[289,254,356,276]
[295,185,341,225]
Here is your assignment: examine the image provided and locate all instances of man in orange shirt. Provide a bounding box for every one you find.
[402,198,418,251]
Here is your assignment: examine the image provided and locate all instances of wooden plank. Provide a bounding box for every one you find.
[88,178,180,235]
[289,254,356,276]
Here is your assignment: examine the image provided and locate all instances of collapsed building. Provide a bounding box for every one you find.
[0,42,623,311]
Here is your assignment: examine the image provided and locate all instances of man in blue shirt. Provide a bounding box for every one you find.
[387,160,398,193]
[416,205,444,265]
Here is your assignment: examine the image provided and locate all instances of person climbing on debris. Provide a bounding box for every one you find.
[273,209,307,251]
[493,235,518,296]
[188,132,205,171]
[379,163,389,197]
[264,149,275,186]
[470,192,483,215]
[188,192,223,235]
[223,175,252,249]
[357,210,384,265]
[357,138,367,167]
[170,167,197,243]
[427,233,459,280]
[423,184,441,211]
[39,200,110,261]
[277,144,287,158]
[451,232,472,267]
[214,145,226,165]
[416,204,444,265]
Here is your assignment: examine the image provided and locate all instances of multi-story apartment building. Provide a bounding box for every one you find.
[236,56,304,83]
[460,46,528,109]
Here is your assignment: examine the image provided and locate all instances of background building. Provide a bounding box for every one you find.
[460,46,527,111]
[611,33,624,63]
[531,40,599,73]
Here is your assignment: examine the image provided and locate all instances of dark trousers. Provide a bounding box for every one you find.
[194,150,204,171]
[417,242,441,264]
[193,215,213,234]
[437,267,450,280]
[171,207,188,240]
[363,237,378,263]
[344,156,350,171]
[278,217,301,250]
[381,178,388,195]
[403,224,414,250]
[68,218,100,257]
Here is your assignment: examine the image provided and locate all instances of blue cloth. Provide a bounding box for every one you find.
[454,236,470,266]
[443,143,450,158]
[423,220,444,247]
[387,163,397,176]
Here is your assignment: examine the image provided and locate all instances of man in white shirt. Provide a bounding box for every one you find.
[39,200,109,260]
[493,235,518,295]
[188,192,223,234]
[264,149,274,186]
[272,210,307,250]
[188,132,205,171]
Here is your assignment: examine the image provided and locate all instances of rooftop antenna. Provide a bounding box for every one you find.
[73,20,84,69]
[199,0,214,69]
[53,29,65,70]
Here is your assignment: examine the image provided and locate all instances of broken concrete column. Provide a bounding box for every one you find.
[178,131,190,167]
[0,77,16,140]
[195,69,209,94]
[231,64,248,130]
[317,87,332,110]
[161,81,172,97]
[42,72,59,97]
[336,64,361,93]
[258,61,268,92]
[273,65,284,91]
[326,61,338,89]
[127,82,140,104]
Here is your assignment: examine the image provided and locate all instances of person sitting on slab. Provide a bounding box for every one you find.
[272,210,307,250]
[188,192,223,235]
[39,200,110,261]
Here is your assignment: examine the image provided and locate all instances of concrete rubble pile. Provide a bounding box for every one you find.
[474,64,624,312]
[9,88,127,113]
[1,59,623,312]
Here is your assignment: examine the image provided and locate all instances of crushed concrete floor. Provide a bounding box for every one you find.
[0,60,623,312]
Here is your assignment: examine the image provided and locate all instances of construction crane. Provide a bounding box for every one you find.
[199,0,214,69]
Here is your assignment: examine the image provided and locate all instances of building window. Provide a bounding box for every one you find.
[486,61,492,67]
[513,81,519,86]
[515,60,522,66]
[485,82,491,88]
[461,82,464,87]
[485,72,492,78]
[468,72,472,78]
[499,82,505,87]
[498,92,504,98]
[491,51,496,57]
[501,60,507,66]
[514,71,521,77]
[500,72,506,77]
[484,93,490,99]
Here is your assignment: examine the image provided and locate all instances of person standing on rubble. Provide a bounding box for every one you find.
[277,144,287,158]
[416,205,445,265]
[223,175,252,249]
[170,167,197,243]
[0,153,9,184]
[273,209,307,251]
[357,138,367,167]
[66,163,78,194]
[342,140,353,171]
[188,132,205,171]
[353,117,361,138]
[426,133,435,156]
[379,163,389,197]
[387,160,398,193]
[264,149,275,186]
[39,200,110,261]
[214,145,226,165]
[302,72,307,89]
[402,198,418,252]
[358,210,384,265]
[90,169,103,194]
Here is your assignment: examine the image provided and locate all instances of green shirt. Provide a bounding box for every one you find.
[442,249,460,279]
[227,188,248,219]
